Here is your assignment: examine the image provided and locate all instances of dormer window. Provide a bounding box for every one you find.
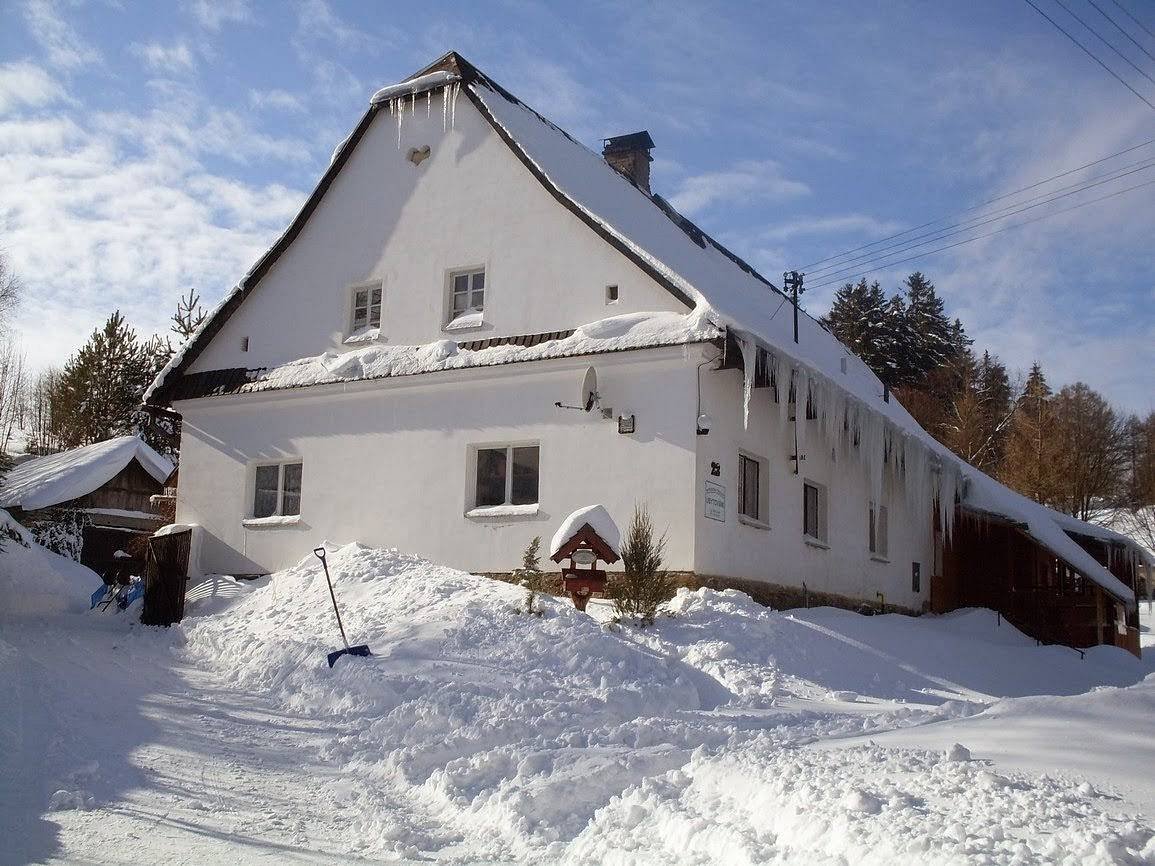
[348,282,382,339]
[446,267,485,330]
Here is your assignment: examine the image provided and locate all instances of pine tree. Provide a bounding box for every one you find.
[609,505,673,627]
[897,272,957,386]
[514,536,546,615]
[822,279,902,386]
[171,288,207,341]
[50,312,157,447]
[999,362,1058,504]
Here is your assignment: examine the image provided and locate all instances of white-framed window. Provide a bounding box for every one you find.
[446,267,485,329]
[253,462,303,518]
[349,282,382,336]
[869,501,889,559]
[803,479,828,544]
[738,451,768,526]
[474,444,539,507]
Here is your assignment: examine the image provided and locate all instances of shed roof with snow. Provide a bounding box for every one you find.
[1,436,174,512]
[144,51,1150,604]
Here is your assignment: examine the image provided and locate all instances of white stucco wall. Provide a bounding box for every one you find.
[692,361,936,611]
[174,349,699,576]
[188,91,687,376]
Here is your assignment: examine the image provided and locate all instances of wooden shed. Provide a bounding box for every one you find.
[2,436,175,576]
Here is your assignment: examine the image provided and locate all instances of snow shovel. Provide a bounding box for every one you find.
[313,547,372,668]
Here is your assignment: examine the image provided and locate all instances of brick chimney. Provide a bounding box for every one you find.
[602,131,655,193]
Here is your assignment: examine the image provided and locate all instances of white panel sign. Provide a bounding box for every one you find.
[704,480,726,522]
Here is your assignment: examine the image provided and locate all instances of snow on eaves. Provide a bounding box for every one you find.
[370,70,459,105]
[1,436,174,512]
[212,311,719,395]
[468,78,1143,604]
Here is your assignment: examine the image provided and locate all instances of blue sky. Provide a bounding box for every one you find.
[1,0,1152,411]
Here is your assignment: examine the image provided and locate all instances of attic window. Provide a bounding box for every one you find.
[446,267,485,330]
[606,284,619,304]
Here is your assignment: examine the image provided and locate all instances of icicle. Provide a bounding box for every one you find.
[450,81,460,128]
[740,337,755,430]
[795,369,809,470]
[426,90,431,117]
[396,95,404,148]
[779,365,792,427]
[410,91,416,113]
[442,87,449,131]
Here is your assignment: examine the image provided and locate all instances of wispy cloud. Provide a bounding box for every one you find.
[0,61,68,114]
[0,92,311,370]
[668,160,810,216]
[189,0,251,31]
[248,88,305,113]
[21,0,101,70]
[131,40,196,74]
[293,0,385,54]
[759,214,903,243]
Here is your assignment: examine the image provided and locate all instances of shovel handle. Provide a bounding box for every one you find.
[313,547,327,561]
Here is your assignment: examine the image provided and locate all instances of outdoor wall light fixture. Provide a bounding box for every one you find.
[696,413,712,436]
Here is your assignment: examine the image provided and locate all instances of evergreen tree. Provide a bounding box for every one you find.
[50,312,156,447]
[1049,382,1128,519]
[609,505,673,627]
[822,279,902,386]
[896,272,957,386]
[999,362,1058,504]
[171,288,207,341]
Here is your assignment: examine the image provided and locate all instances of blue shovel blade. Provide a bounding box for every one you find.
[327,645,372,668]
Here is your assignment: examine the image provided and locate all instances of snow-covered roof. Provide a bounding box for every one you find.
[550,504,622,559]
[144,51,1144,604]
[1,436,174,512]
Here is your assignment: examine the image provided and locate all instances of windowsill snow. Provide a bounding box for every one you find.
[242,515,302,529]
[805,537,830,550]
[343,327,381,345]
[870,554,890,564]
[738,515,770,531]
[465,504,540,519]
[443,311,485,332]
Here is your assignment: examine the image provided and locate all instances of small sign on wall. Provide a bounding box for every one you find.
[704,480,726,522]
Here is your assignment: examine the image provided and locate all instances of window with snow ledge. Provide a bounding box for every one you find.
[469,444,539,515]
[347,281,382,341]
[445,267,485,330]
[249,461,303,523]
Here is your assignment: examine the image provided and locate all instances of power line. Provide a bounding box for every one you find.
[794,136,1155,271]
[1087,0,1155,65]
[1110,0,1155,42]
[803,155,1155,279]
[1051,0,1155,86]
[1021,0,1155,111]
[804,175,1155,292]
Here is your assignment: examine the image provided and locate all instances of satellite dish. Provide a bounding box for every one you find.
[581,366,598,412]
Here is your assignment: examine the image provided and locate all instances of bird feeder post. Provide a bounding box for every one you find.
[549,522,621,611]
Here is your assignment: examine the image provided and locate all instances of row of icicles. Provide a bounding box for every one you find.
[737,334,961,539]
[384,82,462,148]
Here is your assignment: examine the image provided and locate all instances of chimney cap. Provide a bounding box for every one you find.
[602,131,655,154]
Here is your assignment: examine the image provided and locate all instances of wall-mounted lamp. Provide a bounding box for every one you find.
[696,413,712,436]
[617,414,635,434]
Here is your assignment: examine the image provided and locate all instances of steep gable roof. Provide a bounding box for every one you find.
[146,52,1148,603]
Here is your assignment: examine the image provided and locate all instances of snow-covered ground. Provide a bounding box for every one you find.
[3,541,1155,865]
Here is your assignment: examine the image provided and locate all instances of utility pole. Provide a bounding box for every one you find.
[783,271,804,344]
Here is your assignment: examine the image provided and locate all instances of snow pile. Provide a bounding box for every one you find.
[0,436,173,511]
[0,509,101,617]
[369,70,459,105]
[245,310,718,393]
[549,504,621,558]
[176,545,1155,862]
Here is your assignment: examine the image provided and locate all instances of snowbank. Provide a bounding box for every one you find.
[1,436,173,511]
[174,544,1154,861]
[549,504,621,558]
[0,509,101,617]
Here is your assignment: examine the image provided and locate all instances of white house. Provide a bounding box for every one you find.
[147,53,1151,648]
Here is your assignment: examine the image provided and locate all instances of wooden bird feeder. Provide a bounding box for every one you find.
[550,522,620,611]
